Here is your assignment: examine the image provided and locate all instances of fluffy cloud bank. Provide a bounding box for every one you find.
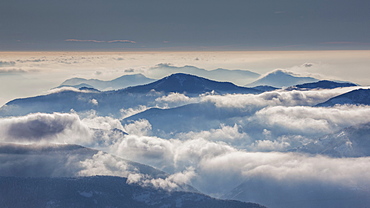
[108,133,370,197]
[202,86,366,108]
[0,112,126,148]
[252,105,370,135]
[46,87,100,95]
[0,113,91,143]
[155,92,197,108]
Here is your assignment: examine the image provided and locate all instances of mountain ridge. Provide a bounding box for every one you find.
[0,176,266,208]
[316,88,370,107]
[286,80,357,90]
[59,74,156,91]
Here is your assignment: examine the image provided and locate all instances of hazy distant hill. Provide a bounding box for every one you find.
[59,74,156,90]
[246,69,318,88]
[148,64,260,85]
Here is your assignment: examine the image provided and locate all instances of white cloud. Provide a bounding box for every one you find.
[198,151,370,196]
[177,124,247,141]
[89,99,98,105]
[46,87,99,95]
[155,92,197,108]
[78,151,135,177]
[106,133,370,196]
[110,135,237,173]
[0,112,127,148]
[175,124,251,148]
[79,150,195,191]
[252,105,370,134]
[81,113,124,131]
[201,86,366,108]
[1,111,370,199]
[111,135,175,170]
[126,167,196,191]
[0,112,92,143]
[250,139,291,151]
[123,119,152,136]
[120,105,149,119]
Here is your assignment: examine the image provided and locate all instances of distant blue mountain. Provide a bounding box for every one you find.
[287,80,357,90]
[124,73,261,95]
[316,88,370,107]
[59,74,156,90]
[246,69,319,88]
[0,176,265,208]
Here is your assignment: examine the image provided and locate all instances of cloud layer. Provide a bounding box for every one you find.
[1,109,370,207]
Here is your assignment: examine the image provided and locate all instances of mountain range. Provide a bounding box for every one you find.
[147,64,260,85]
[0,176,265,208]
[1,70,369,208]
[0,73,262,117]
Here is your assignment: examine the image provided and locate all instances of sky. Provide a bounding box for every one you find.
[1,0,370,51]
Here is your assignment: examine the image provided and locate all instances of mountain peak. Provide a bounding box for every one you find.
[269,69,295,76]
[165,72,204,82]
[124,73,259,95]
[246,69,318,88]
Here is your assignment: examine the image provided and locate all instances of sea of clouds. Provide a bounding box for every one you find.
[1,89,370,204]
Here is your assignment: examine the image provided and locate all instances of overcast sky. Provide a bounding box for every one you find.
[1,0,370,51]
